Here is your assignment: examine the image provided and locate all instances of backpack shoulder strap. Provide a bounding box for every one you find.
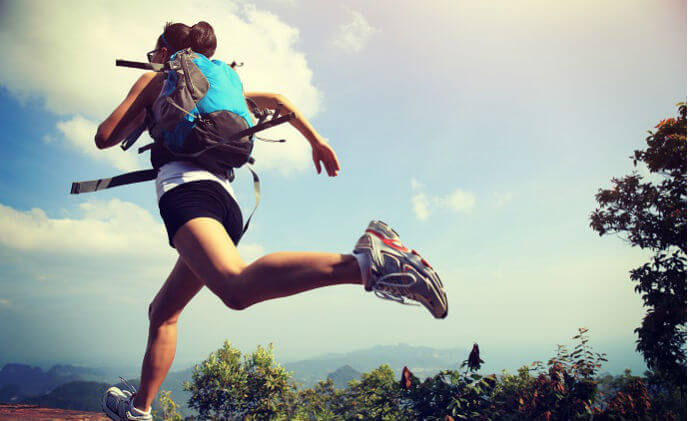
[236,165,261,240]
[115,60,178,72]
[120,107,153,151]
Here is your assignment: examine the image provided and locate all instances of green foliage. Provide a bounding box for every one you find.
[590,102,687,389]
[152,390,183,421]
[174,330,683,420]
[491,366,536,419]
[294,378,342,420]
[183,340,297,421]
[643,368,687,420]
[508,328,606,420]
[339,364,415,421]
[401,359,497,420]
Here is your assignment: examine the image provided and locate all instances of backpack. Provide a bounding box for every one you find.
[71,49,293,237]
[149,48,258,175]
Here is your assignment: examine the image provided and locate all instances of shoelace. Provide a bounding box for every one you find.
[372,272,421,307]
[118,376,138,396]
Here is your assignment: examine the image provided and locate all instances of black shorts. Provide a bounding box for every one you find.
[158,180,244,249]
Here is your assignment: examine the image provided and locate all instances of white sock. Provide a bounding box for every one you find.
[352,252,372,290]
[130,398,150,416]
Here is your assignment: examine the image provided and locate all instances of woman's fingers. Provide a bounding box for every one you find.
[312,142,340,177]
[312,150,322,174]
[330,154,341,176]
[324,146,339,176]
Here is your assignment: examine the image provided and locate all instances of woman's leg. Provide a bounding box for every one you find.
[173,217,364,310]
[132,256,205,413]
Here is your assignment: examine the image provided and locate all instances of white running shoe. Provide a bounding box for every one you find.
[101,377,152,421]
[353,220,448,319]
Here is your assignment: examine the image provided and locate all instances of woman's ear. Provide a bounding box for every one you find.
[160,47,172,62]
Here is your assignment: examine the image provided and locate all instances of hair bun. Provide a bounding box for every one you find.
[191,21,212,33]
[188,21,217,57]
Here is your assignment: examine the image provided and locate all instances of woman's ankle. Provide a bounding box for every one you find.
[132,394,151,414]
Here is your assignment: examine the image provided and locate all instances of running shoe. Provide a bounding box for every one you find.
[353,220,448,319]
[102,377,152,421]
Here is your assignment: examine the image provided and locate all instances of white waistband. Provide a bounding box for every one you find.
[155,161,236,202]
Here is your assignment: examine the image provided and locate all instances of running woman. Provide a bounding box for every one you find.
[97,21,448,421]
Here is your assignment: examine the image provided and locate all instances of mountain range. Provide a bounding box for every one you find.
[0,343,469,417]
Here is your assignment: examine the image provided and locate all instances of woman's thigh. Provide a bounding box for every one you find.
[149,256,205,326]
[172,216,247,305]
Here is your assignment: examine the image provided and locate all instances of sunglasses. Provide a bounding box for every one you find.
[146,48,166,63]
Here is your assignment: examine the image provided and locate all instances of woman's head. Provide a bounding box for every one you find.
[149,21,217,63]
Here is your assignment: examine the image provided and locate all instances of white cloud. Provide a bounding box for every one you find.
[0,199,266,264]
[0,1,321,175]
[331,9,377,53]
[0,199,167,257]
[435,190,475,212]
[410,179,475,220]
[250,124,311,174]
[412,193,431,221]
[57,114,143,171]
[0,298,11,309]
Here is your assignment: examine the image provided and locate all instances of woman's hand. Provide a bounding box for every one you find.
[245,92,340,176]
[311,139,341,177]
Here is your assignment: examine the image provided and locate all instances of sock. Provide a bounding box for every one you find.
[352,252,372,291]
[129,397,151,416]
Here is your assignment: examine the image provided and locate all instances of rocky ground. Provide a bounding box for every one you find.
[0,404,109,420]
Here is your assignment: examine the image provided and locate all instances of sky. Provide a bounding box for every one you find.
[0,0,685,376]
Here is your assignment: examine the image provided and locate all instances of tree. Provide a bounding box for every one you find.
[401,347,497,421]
[295,378,343,420]
[340,364,415,421]
[183,341,297,420]
[590,102,686,389]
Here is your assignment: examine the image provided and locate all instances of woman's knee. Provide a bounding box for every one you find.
[222,294,248,311]
[211,269,249,311]
[148,301,181,327]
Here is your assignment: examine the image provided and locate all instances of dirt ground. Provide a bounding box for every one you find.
[0,404,110,420]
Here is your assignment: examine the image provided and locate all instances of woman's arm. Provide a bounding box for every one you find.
[245,92,325,147]
[245,91,341,177]
[95,72,164,149]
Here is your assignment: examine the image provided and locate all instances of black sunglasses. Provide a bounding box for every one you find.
[147,48,166,63]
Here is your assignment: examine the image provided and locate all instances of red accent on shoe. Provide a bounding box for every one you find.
[366,229,410,252]
[412,248,432,268]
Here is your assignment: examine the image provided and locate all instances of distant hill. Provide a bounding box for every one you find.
[46,365,110,382]
[326,365,361,389]
[0,362,192,416]
[16,379,168,415]
[283,343,467,387]
[21,381,110,412]
[0,343,468,416]
[0,363,115,401]
[0,384,21,403]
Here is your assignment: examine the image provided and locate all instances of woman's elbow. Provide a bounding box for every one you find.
[273,93,288,105]
[94,126,109,150]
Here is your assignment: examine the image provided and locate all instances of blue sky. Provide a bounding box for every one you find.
[0,0,685,376]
